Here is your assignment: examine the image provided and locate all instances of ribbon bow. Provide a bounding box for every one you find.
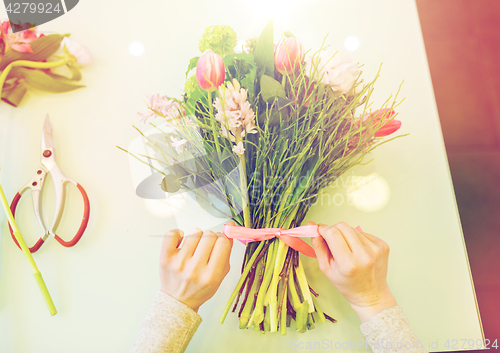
[222,224,320,258]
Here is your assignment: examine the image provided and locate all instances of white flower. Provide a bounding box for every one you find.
[171,136,187,153]
[61,37,93,66]
[232,141,245,155]
[305,51,360,94]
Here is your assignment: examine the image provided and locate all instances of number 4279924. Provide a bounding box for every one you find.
[6,2,62,14]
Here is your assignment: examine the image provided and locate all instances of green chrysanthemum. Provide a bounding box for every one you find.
[199,25,237,57]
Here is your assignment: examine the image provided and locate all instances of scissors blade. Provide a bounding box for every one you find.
[41,114,55,152]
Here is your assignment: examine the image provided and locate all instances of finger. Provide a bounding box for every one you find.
[358,230,390,254]
[352,227,379,256]
[208,232,233,274]
[351,226,370,247]
[311,236,333,271]
[160,229,183,259]
[318,225,351,262]
[226,221,236,226]
[359,230,381,243]
[334,222,363,253]
[306,221,316,226]
[178,227,203,257]
[192,231,218,265]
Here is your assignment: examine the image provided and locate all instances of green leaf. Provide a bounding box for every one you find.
[260,74,286,101]
[186,57,199,77]
[160,174,181,193]
[0,34,67,71]
[223,53,254,68]
[223,53,257,98]
[1,82,27,107]
[14,68,84,93]
[253,20,275,78]
[46,65,82,82]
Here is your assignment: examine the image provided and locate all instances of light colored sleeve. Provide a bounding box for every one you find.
[130,291,202,353]
[360,306,428,353]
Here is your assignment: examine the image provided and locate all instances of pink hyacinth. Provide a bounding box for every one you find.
[138,93,183,123]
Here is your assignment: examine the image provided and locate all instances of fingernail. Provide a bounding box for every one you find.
[188,227,202,236]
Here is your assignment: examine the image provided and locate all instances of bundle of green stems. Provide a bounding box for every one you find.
[220,237,337,334]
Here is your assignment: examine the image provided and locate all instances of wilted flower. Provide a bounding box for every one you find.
[306,51,360,94]
[0,21,41,53]
[196,49,225,92]
[274,37,304,74]
[61,37,93,66]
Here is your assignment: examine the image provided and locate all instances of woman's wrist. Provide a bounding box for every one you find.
[350,289,398,323]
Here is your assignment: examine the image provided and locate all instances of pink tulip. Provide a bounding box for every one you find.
[274,37,304,74]
[196,49,225,92]
[361,108,402,137]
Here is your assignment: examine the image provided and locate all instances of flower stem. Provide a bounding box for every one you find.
[311,294,326,323]
[239,258,264,328]
[220,240,265,324]
[296,256,315,313]
[235,133,252,228]
[252,239,277,325]
[267,240,289,332]
[0,59,69,103]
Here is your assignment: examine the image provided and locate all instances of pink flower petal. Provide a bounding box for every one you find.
[374,119,402,137]
[10,43,33,53]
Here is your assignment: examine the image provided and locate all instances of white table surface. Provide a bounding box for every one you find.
[0,0,484,352]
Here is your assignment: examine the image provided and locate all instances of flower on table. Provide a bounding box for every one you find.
[61,37,93,66]
[213,78,257,142]
[0,20,42,53]
[171,136,187,153]
[306,51,360,94]
[232,141,245,155]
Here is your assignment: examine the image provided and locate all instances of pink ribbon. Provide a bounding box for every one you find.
[222,224,320,258]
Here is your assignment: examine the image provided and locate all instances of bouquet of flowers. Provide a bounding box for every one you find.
[0,20,91,107]
[126,21,403,335]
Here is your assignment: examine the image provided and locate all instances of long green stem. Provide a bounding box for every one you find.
[252,239,277,325]
[266,240,288,332]
[220,241,265,324]
[0,59,69,102]
[235,132,252,228]
[311,295,326,323]
[239,258,264,328]
[296,256,315,313]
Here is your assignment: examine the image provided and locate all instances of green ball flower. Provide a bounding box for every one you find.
[199,25,237,57]
[184,74,198,96]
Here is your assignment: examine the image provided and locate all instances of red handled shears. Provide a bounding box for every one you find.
[9,115,90,253]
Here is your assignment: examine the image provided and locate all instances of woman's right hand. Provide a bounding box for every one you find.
[310,221,398,323]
